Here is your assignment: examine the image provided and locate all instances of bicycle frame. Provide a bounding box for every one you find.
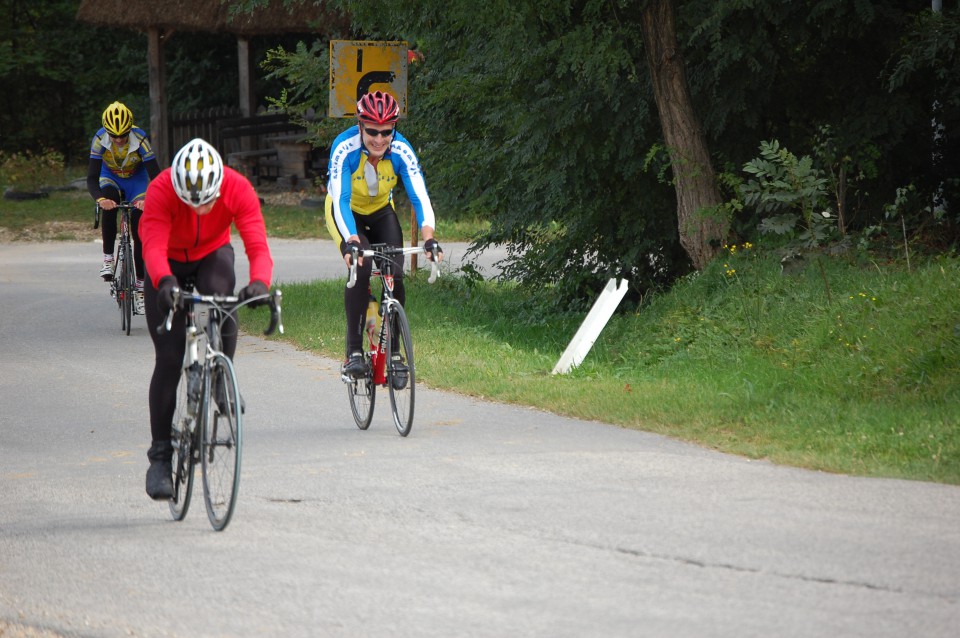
[349,245,438,388]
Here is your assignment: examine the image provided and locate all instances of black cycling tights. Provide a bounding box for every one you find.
[100,185,144,280]
[144,244,237,443]
[343,208,405,356]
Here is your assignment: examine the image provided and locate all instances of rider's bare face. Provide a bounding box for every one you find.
[361,123,395,159]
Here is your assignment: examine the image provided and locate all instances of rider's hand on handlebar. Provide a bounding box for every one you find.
[237,280,269,308]
[98,199,117,211]
[133,200,145,210]
[342,239,362,268]
[424,238,443,262]
[157,276,178,313]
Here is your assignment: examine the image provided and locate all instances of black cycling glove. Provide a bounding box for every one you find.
[237,280,269,308]
[341,240,362,263]
[424,238,442,261]
[156,276,178,314]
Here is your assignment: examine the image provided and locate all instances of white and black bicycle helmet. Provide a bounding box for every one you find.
[171,138,224,207]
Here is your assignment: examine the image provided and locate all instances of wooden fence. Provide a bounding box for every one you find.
[168,106,326,186]
[169,106,243,156]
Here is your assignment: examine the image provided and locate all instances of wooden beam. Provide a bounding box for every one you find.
[238,36,256,117]
[147,27,169,166]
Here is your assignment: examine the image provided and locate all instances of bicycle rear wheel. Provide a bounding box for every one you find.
[347,355,375,430]
[169,363,201,521]
[386,304,415,437]
[201,353,242,531]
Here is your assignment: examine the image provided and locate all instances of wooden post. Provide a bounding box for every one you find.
[237,36,255,118]
[147,27,168,167]
[410,205,419,273]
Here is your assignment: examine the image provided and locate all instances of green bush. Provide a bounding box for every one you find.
[0,149,65,192]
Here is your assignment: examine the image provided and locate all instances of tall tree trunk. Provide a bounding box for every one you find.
[640,0,727,270]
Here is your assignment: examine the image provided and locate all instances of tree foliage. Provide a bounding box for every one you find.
[6,0,958,308]
[251,0,960,307]
[0,0,147,162]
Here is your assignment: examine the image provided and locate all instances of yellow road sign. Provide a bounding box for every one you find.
[329,40,407,118]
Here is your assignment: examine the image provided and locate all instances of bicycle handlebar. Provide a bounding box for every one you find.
[158,287,284,337]
[346,245,440,289]
[93,200,138,229]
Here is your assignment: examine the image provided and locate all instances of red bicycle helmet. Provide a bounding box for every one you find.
[356,91,400,125]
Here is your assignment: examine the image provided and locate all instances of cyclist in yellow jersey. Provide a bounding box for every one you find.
[325,91,443,378]
[86,101,161,314]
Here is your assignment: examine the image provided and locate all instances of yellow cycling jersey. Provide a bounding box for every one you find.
[350,153,400,215]
[89,127,155,179]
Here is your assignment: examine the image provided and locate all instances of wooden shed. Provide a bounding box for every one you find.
[76,0,344,165]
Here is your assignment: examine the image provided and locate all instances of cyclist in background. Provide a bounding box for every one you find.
[86,101,161,314]
[139,138,273,500]
[325,90,443,379]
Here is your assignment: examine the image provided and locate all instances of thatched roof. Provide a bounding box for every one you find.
[76,0,345,36]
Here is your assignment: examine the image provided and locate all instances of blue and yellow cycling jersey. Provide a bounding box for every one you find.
[89,126,155,179]
[327,125,436,239]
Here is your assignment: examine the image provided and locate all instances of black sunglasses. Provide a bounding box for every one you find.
[363,126,395,138]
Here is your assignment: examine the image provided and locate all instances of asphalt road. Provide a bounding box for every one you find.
[1,239,958,638]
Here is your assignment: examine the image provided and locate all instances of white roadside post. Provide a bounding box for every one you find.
[552,278,629,375]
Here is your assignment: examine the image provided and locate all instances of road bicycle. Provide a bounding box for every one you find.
[159,282,283,531]
[343,244,439,437]
[94,201,139,335]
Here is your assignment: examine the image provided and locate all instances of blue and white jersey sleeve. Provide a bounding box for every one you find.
[327,126,362,238]
[390,132,436,230]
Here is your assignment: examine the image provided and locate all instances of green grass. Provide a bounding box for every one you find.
[0,188,488,241]
[243,242,960,485]
[7,188,957,483]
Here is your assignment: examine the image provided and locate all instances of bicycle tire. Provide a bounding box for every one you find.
[386,303,415,437]
[201,353,242,531]
[169,363,201,521]
[121,242,134,335]
[115,247,127,333]
[347,353,376,430]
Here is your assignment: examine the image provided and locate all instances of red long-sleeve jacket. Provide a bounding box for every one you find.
[141,167,273,289]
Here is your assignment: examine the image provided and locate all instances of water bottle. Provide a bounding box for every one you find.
[365,294,379,342]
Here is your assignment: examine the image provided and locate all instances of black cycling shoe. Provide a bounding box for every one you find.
[342,352,368,379]
[146,440,173,500]
[145,460,173,500]
[390,356,408,390]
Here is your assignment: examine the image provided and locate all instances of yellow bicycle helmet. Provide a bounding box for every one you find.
[102,101,133,137]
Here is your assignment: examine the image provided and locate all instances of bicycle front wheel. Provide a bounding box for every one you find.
[386,304,415,437]
[347,354,375,430]
[120,246,134,335]
[201,353,242,531]
[169,364,200,521]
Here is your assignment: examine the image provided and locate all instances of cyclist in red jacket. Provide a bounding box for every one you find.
[139,138,273,500]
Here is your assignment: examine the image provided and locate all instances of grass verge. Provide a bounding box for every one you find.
[242,243,960,485]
